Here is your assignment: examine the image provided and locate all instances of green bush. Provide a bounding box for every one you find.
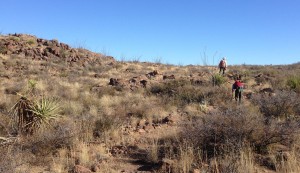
[287,76,300,92]
[27,39,35,45]
[212,73,226,86]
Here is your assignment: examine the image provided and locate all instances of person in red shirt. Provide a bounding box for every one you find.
[232,77,244,102]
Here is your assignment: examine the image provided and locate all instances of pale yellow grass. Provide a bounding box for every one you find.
[33,79,48,93]
[79,90,100,107]
[278,147,300,173]
[147,138,159,163]
[50,148,72,173]
[88,105,98,117]
[144,106,169,124]
[62,100,84,116]
[237,148,256,173]
[99,92,145,113]
[183,103,208,117]
[0,53,9,60]
[56,80,81,100]
[77,142,90,166]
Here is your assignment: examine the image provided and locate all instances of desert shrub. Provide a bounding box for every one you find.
[92,86,118,97]
[26,39,35,45]
[0,145,34,173]
[255,76,267,84]
[180,104,299,163]
[182,105,264,158]
[9,36,20,42]
[24,118,77,157]
[93,114,122,138]
[287,75,300,92]
[149,79,231,107]
[270,77,287,91]
[0,43,8,54]
[212,73,226,86]
[0,119,76,172]
[148,79,189,105]
[176,85,205,105]
[149,79,187,96]
[203,86,231,106]
[252,90,300,121]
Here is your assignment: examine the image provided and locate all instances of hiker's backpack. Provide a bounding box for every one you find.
[219,60,226,67]
[234,81,243,92]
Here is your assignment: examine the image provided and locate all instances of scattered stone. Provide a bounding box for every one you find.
[140,79,147,88]
[163,75,175,80]
[146,70,158,78]
[143,124,154,132]
[91,163,101,172]
[163,114,179,125]
[109,78,120,86]
[138,129,146,134]
[260,88,273,93]
[193,169,201,173]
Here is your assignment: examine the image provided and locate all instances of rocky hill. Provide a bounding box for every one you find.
[0,33,115,65]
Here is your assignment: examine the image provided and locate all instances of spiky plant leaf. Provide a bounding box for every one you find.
[28,97,61,129]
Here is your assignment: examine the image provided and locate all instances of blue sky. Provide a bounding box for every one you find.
[1,0,299,65]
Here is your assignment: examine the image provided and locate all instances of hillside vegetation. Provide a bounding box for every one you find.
[0,34,300,173]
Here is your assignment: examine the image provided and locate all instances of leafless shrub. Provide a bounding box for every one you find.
[93,114,123,138]
[182,105,262,157]
[24,118,77,157]
[252,90,300,121]
[179,104,300,170]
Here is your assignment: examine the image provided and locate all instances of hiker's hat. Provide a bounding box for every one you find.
[223,57,226,60]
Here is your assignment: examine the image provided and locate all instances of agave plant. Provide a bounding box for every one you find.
[10,96,61,135]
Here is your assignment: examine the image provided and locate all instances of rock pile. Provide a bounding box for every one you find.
[0,33,115,64]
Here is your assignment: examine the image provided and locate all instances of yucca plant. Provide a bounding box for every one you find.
[10,96,61,135]
[28,97,61,130]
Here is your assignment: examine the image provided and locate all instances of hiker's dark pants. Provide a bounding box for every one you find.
[235,90,242,102]
[219,67,226,75]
